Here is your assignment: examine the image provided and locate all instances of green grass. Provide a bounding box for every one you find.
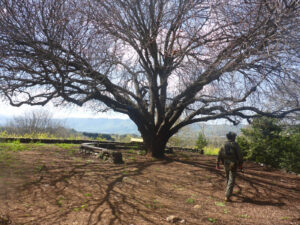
[128,156,136,161]
[54,143,79,149]
[56,197,64,207]
[0,140,29,152]
[138,150,146,155]
[0,141,29,166]
[186,197,195,204]
[145,199,162,209]
[280,217,290,220]
[223,209,229,214]
[215,201,226,207]
[204,146,219,155]
[0,151,16,166]
[122,170,129,175]
[127,149,137,154]
[208,218,217,223]
[239,214,251,218]
[0,131,86,140]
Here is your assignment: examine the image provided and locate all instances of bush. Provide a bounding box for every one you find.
[237,117,300,173]
[279,132,300,173]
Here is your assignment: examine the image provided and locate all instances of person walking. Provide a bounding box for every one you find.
[216,132,243,202]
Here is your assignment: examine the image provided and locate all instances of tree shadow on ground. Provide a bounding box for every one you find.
[2,150,300,225]
[11,156,175,225]
[172,156,299,207]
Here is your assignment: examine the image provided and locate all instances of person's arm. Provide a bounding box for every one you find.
[216,147,223,169]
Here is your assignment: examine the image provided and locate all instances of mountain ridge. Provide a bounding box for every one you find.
[0,114,245,136]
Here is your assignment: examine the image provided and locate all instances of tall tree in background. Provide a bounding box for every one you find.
[0,0,299,157]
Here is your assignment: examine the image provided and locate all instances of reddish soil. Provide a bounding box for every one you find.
[0,144,299,225]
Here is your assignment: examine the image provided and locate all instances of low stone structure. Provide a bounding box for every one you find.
[80,143,124,164]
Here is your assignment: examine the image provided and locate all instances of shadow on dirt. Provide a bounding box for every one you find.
[1,150,299,225]
[171,157,299,208]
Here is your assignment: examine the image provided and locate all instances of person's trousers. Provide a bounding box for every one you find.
[224,163,237,198]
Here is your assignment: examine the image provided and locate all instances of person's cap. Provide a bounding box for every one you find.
[226,131,237,140]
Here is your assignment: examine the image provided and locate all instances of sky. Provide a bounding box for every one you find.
[0,101,128,119]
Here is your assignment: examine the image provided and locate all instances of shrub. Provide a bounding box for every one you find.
[196,132,208,150]
[237,117,300,173]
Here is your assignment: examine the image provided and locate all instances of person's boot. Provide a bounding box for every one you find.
[225,197,231,202]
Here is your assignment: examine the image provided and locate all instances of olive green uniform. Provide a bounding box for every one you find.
[217,141,243,199]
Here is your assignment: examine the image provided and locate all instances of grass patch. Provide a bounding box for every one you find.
[73,207,80,212]
[0,140,29,152]
[0,151,15,165]
[34,164,46,173]
[186,197,195,204]
[215,201,226,207]
[224,209,229,214]
[0,141,27,166]
[239,214,251,218]
[122,170,129,175]
[138,150,146,155]
[208,218,217,223]
[56,197,64,207]
[128,156,136,161]
[173,184,184,191]
[127,149,137,154]
[280,217,290,220]
[204,146,219,155]
[145,199,162,209]
[55,143,79,149]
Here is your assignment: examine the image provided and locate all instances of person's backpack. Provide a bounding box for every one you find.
[224,142,238,161]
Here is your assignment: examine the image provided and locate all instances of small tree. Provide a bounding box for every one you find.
[196,132,208,150]
[5,109,71,138]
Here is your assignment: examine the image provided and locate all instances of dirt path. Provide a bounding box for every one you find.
[0,145,299,225]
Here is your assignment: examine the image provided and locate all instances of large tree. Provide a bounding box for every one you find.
[0,0,299,157]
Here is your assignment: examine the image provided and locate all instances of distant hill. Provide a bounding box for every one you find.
[0,114,246,136]
[0,114,139,135]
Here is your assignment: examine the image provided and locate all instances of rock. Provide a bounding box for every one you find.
[193,205,201,209]
[129,167,138,172]
[166,215,180,223]
[122,177,139,185]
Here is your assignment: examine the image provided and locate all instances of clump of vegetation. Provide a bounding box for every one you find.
[208,218,217,223]
[196,132,208,150]
[145,199,162,209]
[185,197,195,204]
[215,202,225,207]
[0,109,87,140]
[203,146,219,155]
[237,117,300,173]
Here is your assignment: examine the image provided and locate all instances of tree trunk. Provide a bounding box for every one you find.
[129,112,171,159]
[142,133,169,158]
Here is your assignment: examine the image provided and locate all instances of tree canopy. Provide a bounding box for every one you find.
[0,0,299,157]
